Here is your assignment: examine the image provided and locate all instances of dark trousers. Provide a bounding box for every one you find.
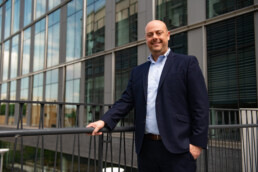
[137,137,196,172]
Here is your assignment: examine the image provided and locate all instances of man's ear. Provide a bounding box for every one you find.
[167,31,170,40]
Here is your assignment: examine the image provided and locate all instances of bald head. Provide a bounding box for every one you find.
[145,20,170,61]
[145,20,168,33]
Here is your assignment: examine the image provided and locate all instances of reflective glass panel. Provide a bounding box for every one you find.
[85,56,104,123]
[22,28,31,75]
[8,81,16,125]
[36,0,46,18]
[48,0,61,10]
[4,0,11,39]
[86,0,105,55]
[115,47,137,125]
[24,0,32,26]
[0,83,7,124]
[20,77,29,124]
[65,63,81,127]
[45,69,58,128]
[47,10,60,67]
[31,73,43,127]
[169,32,188,54]
[10,35,19,79]
[156,0,187,30]
[66,0,82,62]
[34,19,46,71]
[13,0,20,33]
[2,41,10,81]
[207,0,253,18]
[115,0,137,47]
[20,77,29,100]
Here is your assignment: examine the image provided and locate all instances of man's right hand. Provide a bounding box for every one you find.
[86,120,105,135]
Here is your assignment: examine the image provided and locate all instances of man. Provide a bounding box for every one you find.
[87,20,209,172]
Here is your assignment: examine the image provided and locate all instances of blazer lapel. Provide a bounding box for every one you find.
[158,51,176,92]
[142,62,151,103]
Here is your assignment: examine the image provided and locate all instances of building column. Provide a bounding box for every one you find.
[187,0,207,82]
[137,0,155,65]
[105,0,116,51]
[255,10,258,106]
[104,53,115,112]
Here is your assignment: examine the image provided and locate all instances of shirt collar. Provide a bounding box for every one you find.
[147,48,171,64]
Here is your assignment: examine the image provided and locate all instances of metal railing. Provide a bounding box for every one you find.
[0,100,257,172]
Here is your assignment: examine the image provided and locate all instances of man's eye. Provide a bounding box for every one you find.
[147,33,153,37]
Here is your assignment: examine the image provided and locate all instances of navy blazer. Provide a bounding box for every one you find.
[102,51,209,155]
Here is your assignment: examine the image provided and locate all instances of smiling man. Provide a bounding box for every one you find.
[87,20,209,172]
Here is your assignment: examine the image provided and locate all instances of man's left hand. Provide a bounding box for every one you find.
[189,144,202,160]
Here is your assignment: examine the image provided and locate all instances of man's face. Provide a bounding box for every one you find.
[145,21,170,59]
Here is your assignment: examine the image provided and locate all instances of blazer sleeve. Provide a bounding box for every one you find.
[187,56,209,149]
[101,69,135,130]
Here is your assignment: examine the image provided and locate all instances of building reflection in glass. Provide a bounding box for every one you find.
[0,83,7,124]
[66,0,82,62]
[45,69,58,128]
[85,56,104,123]
[115,0,138,47]
[156,0,187,30]
[47,10,60,67]
[86,0,105,55]
[115,47,137,125]
[31,73,43,127]
[8,81,16,125]
[10,35,19,79]
[2,41,10,81]
[33,18,46,71]
[20,77,29,125]
[65,63,81,127]
[22,27,31,75]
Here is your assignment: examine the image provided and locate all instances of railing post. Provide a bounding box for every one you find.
[204,148,208,172]
[98,135,104,172]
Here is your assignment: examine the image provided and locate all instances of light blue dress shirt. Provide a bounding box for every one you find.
[145,48,171,135]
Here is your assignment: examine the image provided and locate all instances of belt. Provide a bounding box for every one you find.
[144,134,162,140]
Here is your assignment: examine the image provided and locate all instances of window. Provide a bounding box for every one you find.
[10,35,19,79]
[66,0,82,62]
[115,47,137,125]
[207,13,256,108]
[8,81,16,125]
[86,0,105,55]
[0,83,7,124]
[31,73,43,127]
[13,0,20,33]
[45,69,58,128]
[33,19,46,71]
[169,32,187,54]
[85,56,104,123]
[47,10,60,67]
[20,77,29,125]
[35,0,46,19]
[24,0,32,27]
[48,0,61,11]
[207,0,253,19]
[22,27,31,75]
[156,0,187,30]
[2,41,10,81]
[115,0,137,47]
[4,0,11,39]
[65,63,81,127]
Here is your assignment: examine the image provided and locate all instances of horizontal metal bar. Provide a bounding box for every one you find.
[0,127,135,138]
[0,124,257,138]
[0,100,112,106]
[209,124,258,129]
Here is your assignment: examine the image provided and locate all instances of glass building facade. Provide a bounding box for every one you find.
[0,0,257,129]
